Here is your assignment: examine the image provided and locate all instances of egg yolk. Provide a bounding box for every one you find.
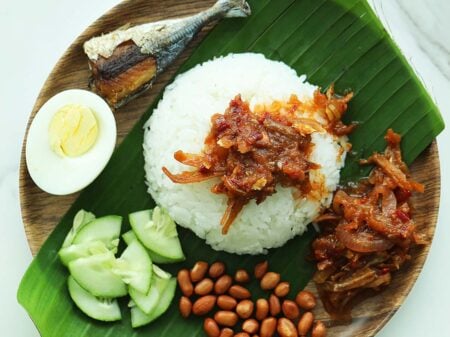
[49,104,98,157]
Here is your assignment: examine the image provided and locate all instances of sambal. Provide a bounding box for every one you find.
[312,129,425,320]
[163,87,353,234]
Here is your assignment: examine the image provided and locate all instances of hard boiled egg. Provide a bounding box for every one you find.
[26,89,116,195]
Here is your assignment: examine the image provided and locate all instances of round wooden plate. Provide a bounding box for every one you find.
[19,0,440,336]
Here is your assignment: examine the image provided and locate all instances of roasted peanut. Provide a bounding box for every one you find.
[260,317,277,337]
[311,321,327,337]
[277,318,298,337]
[242,319,259,334]
[195,278,214,296]
[281,300,300,320]
[274,282,290,297]
[217,295,237,310]
[235,333,250,337]
[179,296,192,318]
[192,295,216,316]
[177,269,194,297]
[295,290,317,310]
[236,299,254,319]
[209,262,226,278]
[269,294,281,316]
[235,269,250,283]
[215,275,233,294]
[255,298,270,321]
[297,312,314,336]
[254,261,269,279]
[219,327,234,337]
[229,285,251,299]
[214,311,239,327]
[260,272,280,290]
[204,318,220,337]
[190,261,209,282]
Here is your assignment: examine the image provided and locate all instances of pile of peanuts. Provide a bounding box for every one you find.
[177,260,326,337]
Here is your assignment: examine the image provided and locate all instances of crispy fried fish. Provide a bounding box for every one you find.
[84,0,251,108]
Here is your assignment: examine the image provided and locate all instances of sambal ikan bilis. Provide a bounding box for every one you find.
[163,89,353,234]
[312,129,425,319]
[144,53,353,255]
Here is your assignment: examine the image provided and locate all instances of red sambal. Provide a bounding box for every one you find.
[163,88,353,234]
[312,129,425,320]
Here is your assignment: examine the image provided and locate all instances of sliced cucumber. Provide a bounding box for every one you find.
[69,251,127,298]
[129,265,172,314]
[130,277,176,328]
[112,240,152,294]
[67,276,121,322]
[59,240,109,266]
[122,230,137,245]
[129,276,160,314]
[122,230,177,264]
[130,306,153,329]
[73,215,122,252]
[152,265,172,280]
[129,208,184,262]
[148,251,178,264]
[62,210,96,248]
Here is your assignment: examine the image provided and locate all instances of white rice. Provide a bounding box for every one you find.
[143,53,347,255]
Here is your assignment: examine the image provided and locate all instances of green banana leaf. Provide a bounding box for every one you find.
[18,0,444,336]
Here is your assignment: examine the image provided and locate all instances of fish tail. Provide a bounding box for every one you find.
[213,0,252,18]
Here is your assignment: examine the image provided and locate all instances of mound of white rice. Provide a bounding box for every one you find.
[144,53,347,255]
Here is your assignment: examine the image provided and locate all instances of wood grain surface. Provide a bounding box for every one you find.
[18,0,441,336]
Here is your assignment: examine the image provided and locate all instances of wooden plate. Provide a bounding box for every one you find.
[19,0,440,336]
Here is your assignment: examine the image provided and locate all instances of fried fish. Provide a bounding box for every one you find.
[84,0,251,108]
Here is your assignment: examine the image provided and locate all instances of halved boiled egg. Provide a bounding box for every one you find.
[26,89,116,195]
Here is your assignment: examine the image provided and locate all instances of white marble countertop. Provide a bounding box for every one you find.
[1,0,449,336]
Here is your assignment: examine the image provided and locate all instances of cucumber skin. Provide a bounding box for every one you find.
[67,276,122,322]
[148,250,183,264]
[129,210,185,261]
[131,278,176,328]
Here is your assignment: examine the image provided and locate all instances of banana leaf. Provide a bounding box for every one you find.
[18,0,444,336]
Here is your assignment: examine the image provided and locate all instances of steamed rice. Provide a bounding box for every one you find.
[143,53,348,255]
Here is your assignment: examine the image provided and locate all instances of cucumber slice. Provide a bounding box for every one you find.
[122,230,177,264]
[129,275,160,314]
[67,276,121,322]
[112,240,152,294]
[122,230,137,245]
[129,265,172,314]
[69,252,127,298]
[62,210,96,248]
[73,215,122,252]
[152,265,172,280]
[59,240,109,266]
[129,208,184,262]
[130,277,176,328]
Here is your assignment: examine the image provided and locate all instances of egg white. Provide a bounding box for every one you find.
[26,89,117,195]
